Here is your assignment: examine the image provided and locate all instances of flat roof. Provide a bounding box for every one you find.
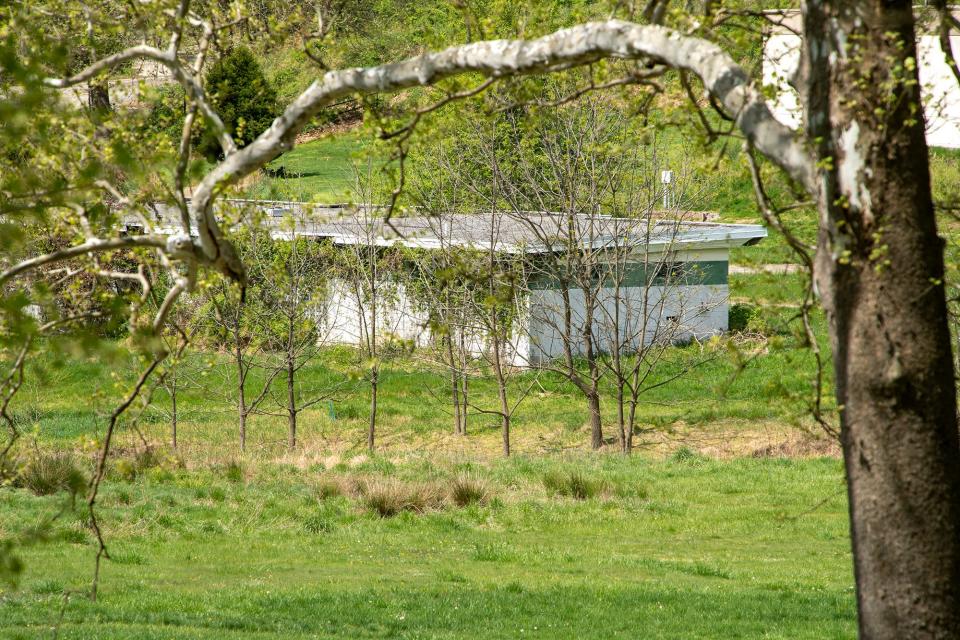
[134,200,767,254]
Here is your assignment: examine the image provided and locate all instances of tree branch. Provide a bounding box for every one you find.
[187,19,812,256]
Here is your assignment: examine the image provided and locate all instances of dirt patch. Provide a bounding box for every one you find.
[631,420,841,460]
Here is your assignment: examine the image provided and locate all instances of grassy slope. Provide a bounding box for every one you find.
[243,133,368,203]
[1,455,853,639]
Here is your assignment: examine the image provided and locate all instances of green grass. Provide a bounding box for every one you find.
[0,455,855,639]
[10,323,833,458]
[246,133,370,203]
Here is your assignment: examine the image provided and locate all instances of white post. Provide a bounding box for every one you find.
[660,169,673,209]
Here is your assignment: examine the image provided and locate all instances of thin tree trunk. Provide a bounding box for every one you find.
[626,399,638,454]
[368,366,378,453]
[491,328,511,457]
[287,357,296,450]
[170,384,178,451]
[616,383,626,454]
[287,315,297,450]
[582,288,603,450]
[587,388,602,450]
[446,335,462,435]
[460,369,469,436]
[236,346,247,452]
[367,248,378,454]
[459,329,469,435]
[88,80,111,112]
[804,3,960,636]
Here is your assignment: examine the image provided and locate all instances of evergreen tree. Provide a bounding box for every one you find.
[199,47,278,160]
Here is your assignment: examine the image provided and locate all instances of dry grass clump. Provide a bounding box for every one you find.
[541,469,605,500]
[315,475,355,500]
[15,451,87,496]
[450,472,491,507]
[359,478,445,517]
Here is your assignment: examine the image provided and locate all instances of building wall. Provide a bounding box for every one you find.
[320,280,429,349]
[320,279,531,367]
[320,248,730,368]
[763,32,960,149]
[526,248,730,365]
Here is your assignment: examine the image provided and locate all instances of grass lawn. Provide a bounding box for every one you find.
[1,454,854,639]
[0,292,850,637]
[245,133,370,203]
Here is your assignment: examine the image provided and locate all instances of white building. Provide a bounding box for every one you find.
[763,10,960,148]
[131,202,767,367]
[281,208,767,366]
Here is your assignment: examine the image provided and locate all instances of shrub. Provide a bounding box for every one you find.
[360,478,444,517]
[728,303,756,333]
[729,302,781,337]
[16,451,86,496]
[542,469,604,500]
[450,473,491,507]
[670,446,706,465]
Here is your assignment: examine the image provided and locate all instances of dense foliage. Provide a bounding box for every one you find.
[199,47,279,160]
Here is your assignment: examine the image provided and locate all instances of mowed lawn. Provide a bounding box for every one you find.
[246,133,369,203]
[1,455,854,639]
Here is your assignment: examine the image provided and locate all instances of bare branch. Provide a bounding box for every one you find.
[0,235,185,288]
[87,355,166,602]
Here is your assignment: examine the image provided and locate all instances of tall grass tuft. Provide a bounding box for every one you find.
[450,473,491,507]
[220,459,245,483]
[542,469,604,500]
[316,476,348,500]
[16,451,87,496]
[360,478,444,517]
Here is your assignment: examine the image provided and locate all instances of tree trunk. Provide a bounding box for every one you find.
[616,382,627,454]
[582,289,603,450]
[367,249,378,454]
[287,356,296,450]
[287,315,297,450]
[491,331,511,457]
[804,3,960,636]
[236,346,247,452]
[87,80,111,112]
[170,385,178,451]
[367,367,378,454]
[626,399,638,455]
[447,335,462,435]
[587,388,602,450]
[460,369,469,436]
